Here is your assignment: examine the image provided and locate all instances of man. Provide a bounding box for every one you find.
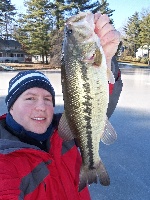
[0,13,122,199]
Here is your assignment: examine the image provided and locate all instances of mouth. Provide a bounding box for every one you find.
[32,117,46,121]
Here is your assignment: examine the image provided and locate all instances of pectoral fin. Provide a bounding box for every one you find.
[101,118,117,145]
[58,111,75,140]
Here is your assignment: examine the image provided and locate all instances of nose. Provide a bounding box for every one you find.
[35,99,46,111]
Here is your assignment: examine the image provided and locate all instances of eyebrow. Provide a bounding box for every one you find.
[24,92,37,96]
[24,92,52,97]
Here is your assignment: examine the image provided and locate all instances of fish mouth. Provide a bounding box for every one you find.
[83,54,95,63]
[83,54,100,67]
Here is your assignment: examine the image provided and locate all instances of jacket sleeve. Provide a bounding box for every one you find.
[107,56,123,118]
[0,157,20,200]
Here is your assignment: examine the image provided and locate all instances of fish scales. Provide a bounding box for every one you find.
[62,45,108,163]
[59,11,116,190]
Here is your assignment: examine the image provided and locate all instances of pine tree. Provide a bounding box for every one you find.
[65,0,100,14]
[99,0,114,16]
[0,0,16,39]
[99,0,115,24]
[139,14,150,46]
[123,12,141,57]
[14,0,54,64]
[46,0,68,30]
[139,13,150,62]
[65,0,114,16]
[13,0,115,66]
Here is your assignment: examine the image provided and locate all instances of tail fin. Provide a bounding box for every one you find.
[79,160,110,191]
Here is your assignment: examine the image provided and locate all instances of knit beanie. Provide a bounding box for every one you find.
[5,70,55,111]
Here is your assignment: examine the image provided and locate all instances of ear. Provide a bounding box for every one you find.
[9,107,13,115]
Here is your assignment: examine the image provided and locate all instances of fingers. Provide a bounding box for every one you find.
[94,12,101,22]
[94,14,110,32]
[94,12,121,69]
[103,42,119,68]
[100,30,120,47]
[96,23,116,38]
[103,43,118,59]
[94,13,119,46]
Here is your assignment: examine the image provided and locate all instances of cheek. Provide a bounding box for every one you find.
[18,104,31,114]
[11,105,31,123]
[47,106,54,120]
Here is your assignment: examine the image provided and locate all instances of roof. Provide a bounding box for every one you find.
[0,38,21,48]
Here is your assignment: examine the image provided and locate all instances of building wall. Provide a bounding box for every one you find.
[0,39,25,63]
[136,45,149,58]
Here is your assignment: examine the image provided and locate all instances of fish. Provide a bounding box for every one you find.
[58,11,117,191]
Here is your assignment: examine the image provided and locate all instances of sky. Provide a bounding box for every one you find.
[11,0,150,30]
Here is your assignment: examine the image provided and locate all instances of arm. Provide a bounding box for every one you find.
[94,13,120,69]
[94,13,122,117]
[107,56,123,118]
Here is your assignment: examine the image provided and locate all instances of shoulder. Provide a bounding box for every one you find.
[0,114,7,132]
[0,113,7,121]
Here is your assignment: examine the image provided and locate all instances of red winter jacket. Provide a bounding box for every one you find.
[0,116,91,200]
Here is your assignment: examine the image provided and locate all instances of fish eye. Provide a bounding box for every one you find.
[67,29,72,34]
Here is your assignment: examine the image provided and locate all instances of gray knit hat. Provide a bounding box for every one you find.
[5,70,55,111]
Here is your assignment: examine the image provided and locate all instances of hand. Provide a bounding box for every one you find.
[94,13,120,68]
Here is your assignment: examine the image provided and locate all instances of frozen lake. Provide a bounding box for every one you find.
[0,64,150,199]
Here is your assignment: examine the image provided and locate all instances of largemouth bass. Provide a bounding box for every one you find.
[58,11,117,191]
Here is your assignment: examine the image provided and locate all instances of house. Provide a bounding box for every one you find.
[0,38,25,63]
[32,55,51,63]
[136,45,150,58]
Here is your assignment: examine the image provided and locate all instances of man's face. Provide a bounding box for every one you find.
[10,87,54,134]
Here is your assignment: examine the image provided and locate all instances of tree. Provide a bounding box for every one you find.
[14,0,54,64]
[65,0,114,16]
[139,14,150,46]
[123,12,141,57]
[140,7,150,18]
[99,0,114,21]
[0,0,16,39]
[65,0,99,14]
[14,0,75,65]
[45,0,70,30]
[48,0,115,67]
[13,0,116,66]
[138,13,150,63]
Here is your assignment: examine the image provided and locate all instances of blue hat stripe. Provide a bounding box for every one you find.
[9,73,49,92]
[6,79,52,105]
[5,70,55,111]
